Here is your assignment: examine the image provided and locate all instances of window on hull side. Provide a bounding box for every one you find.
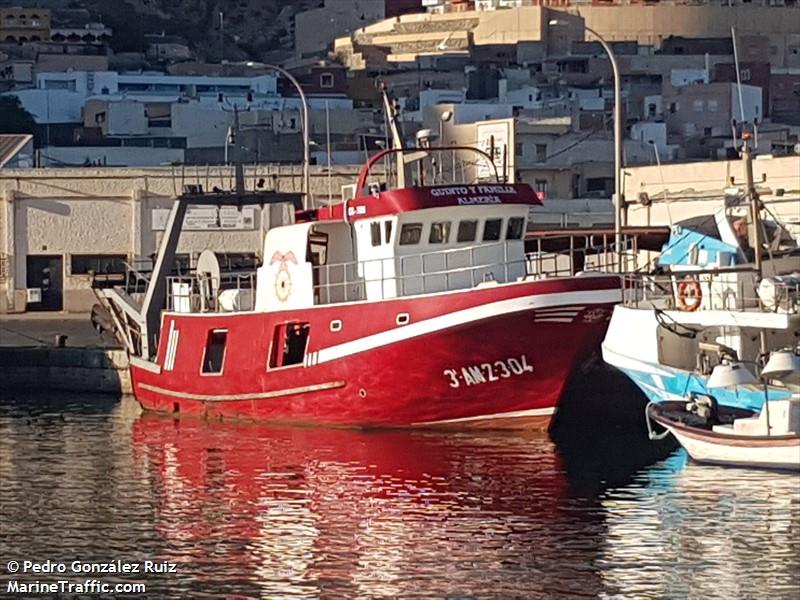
[201,330,227,374]
[268,322,310,369]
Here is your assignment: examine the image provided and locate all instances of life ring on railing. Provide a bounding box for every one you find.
[677,275,702,312]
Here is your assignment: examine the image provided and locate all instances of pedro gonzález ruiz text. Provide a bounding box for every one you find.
[10,559,177,574]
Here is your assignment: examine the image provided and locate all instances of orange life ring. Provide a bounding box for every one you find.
[677,276,702,312]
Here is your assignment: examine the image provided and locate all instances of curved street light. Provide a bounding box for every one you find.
[549,19,623,270]
[253,63,311,209]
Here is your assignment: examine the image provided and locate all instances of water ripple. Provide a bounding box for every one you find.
[0,393,798,598]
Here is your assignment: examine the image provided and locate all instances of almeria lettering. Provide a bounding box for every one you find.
[457,195,502,205]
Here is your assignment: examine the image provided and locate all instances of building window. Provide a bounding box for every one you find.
[456,220,478,242]
[669,102,677,113]
[707,99,718,112]
[704,127,712,136]
[693,99,704,112]
[429,221,451,244]
[370,221,381,246]
[320,73,334,88]
[399,223,423,245]
[201,330,227,374]
[535,179,548,195]
[586,177,608,193]
[535,144,547,162]
[71,254,127,275]
[483,218,503,242]
[506,217,525,240]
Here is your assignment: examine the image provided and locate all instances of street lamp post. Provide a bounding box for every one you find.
[549,19,624,270]
[262,64,311,209]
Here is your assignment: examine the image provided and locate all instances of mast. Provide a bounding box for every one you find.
[742,140,762,280]
[742,138,771,433]
[380,83,407,188]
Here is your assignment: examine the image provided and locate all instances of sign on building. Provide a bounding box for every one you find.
[476,120,513,182]
[152,206,257,231]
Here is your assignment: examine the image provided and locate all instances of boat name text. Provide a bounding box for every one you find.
[443,355,534,388]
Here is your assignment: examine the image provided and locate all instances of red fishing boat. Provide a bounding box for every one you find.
[97,90,621,430]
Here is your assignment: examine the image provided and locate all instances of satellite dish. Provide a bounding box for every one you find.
[196,250,221,311]
[197,249,221,284]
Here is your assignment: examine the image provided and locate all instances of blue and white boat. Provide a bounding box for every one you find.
[602,150,800,412]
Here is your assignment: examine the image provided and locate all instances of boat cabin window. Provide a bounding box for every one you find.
[384,221,393,244]
[506,217,525,240]
[457,220,478,242]
[429,221,451,244]
[483,218,503,242]
[399,223,423,245]
[201,329,227,374]
[370,221,381,247]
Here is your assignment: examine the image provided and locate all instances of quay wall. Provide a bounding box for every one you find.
[0,346,131,394]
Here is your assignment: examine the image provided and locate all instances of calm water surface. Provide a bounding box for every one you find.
[0,391,798,599]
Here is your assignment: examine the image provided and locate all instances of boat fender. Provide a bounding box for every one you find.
[677,276,702,312]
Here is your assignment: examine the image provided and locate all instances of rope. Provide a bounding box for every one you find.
[653,307,699,339]
[645,401,671,440]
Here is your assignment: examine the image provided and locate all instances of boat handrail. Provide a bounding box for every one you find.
[311,236,634,305]
[621,271,800,314]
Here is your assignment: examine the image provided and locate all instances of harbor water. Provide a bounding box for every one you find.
[1,391,798,599]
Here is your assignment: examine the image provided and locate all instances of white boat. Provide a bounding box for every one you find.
[647,349,800,471]
[603,144,800,413]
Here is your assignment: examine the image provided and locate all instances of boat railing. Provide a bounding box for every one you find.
[621,269,800,314]
[159,233,636,313]
[312,235,633,305]
[166,272,256,313]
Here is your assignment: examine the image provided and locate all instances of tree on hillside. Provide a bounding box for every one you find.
[0,96,36,134]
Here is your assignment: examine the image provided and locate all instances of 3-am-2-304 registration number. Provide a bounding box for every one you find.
[443,355,534,388]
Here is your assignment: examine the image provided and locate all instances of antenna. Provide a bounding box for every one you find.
[325,99,332,203]
[731,26,747,148]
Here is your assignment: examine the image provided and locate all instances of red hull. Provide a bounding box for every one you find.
[130,275,620,430]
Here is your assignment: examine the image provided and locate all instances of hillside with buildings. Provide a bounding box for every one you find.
[0,0,321,61]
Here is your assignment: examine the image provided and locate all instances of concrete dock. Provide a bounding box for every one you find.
[0,314,131,394]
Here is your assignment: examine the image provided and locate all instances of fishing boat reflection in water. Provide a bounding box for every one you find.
[597,452,800,599]
[130,415,596,598]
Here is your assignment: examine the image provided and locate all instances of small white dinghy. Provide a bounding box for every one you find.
[647,350,800,471]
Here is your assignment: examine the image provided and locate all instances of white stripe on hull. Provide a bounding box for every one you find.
[316,289,620,364]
